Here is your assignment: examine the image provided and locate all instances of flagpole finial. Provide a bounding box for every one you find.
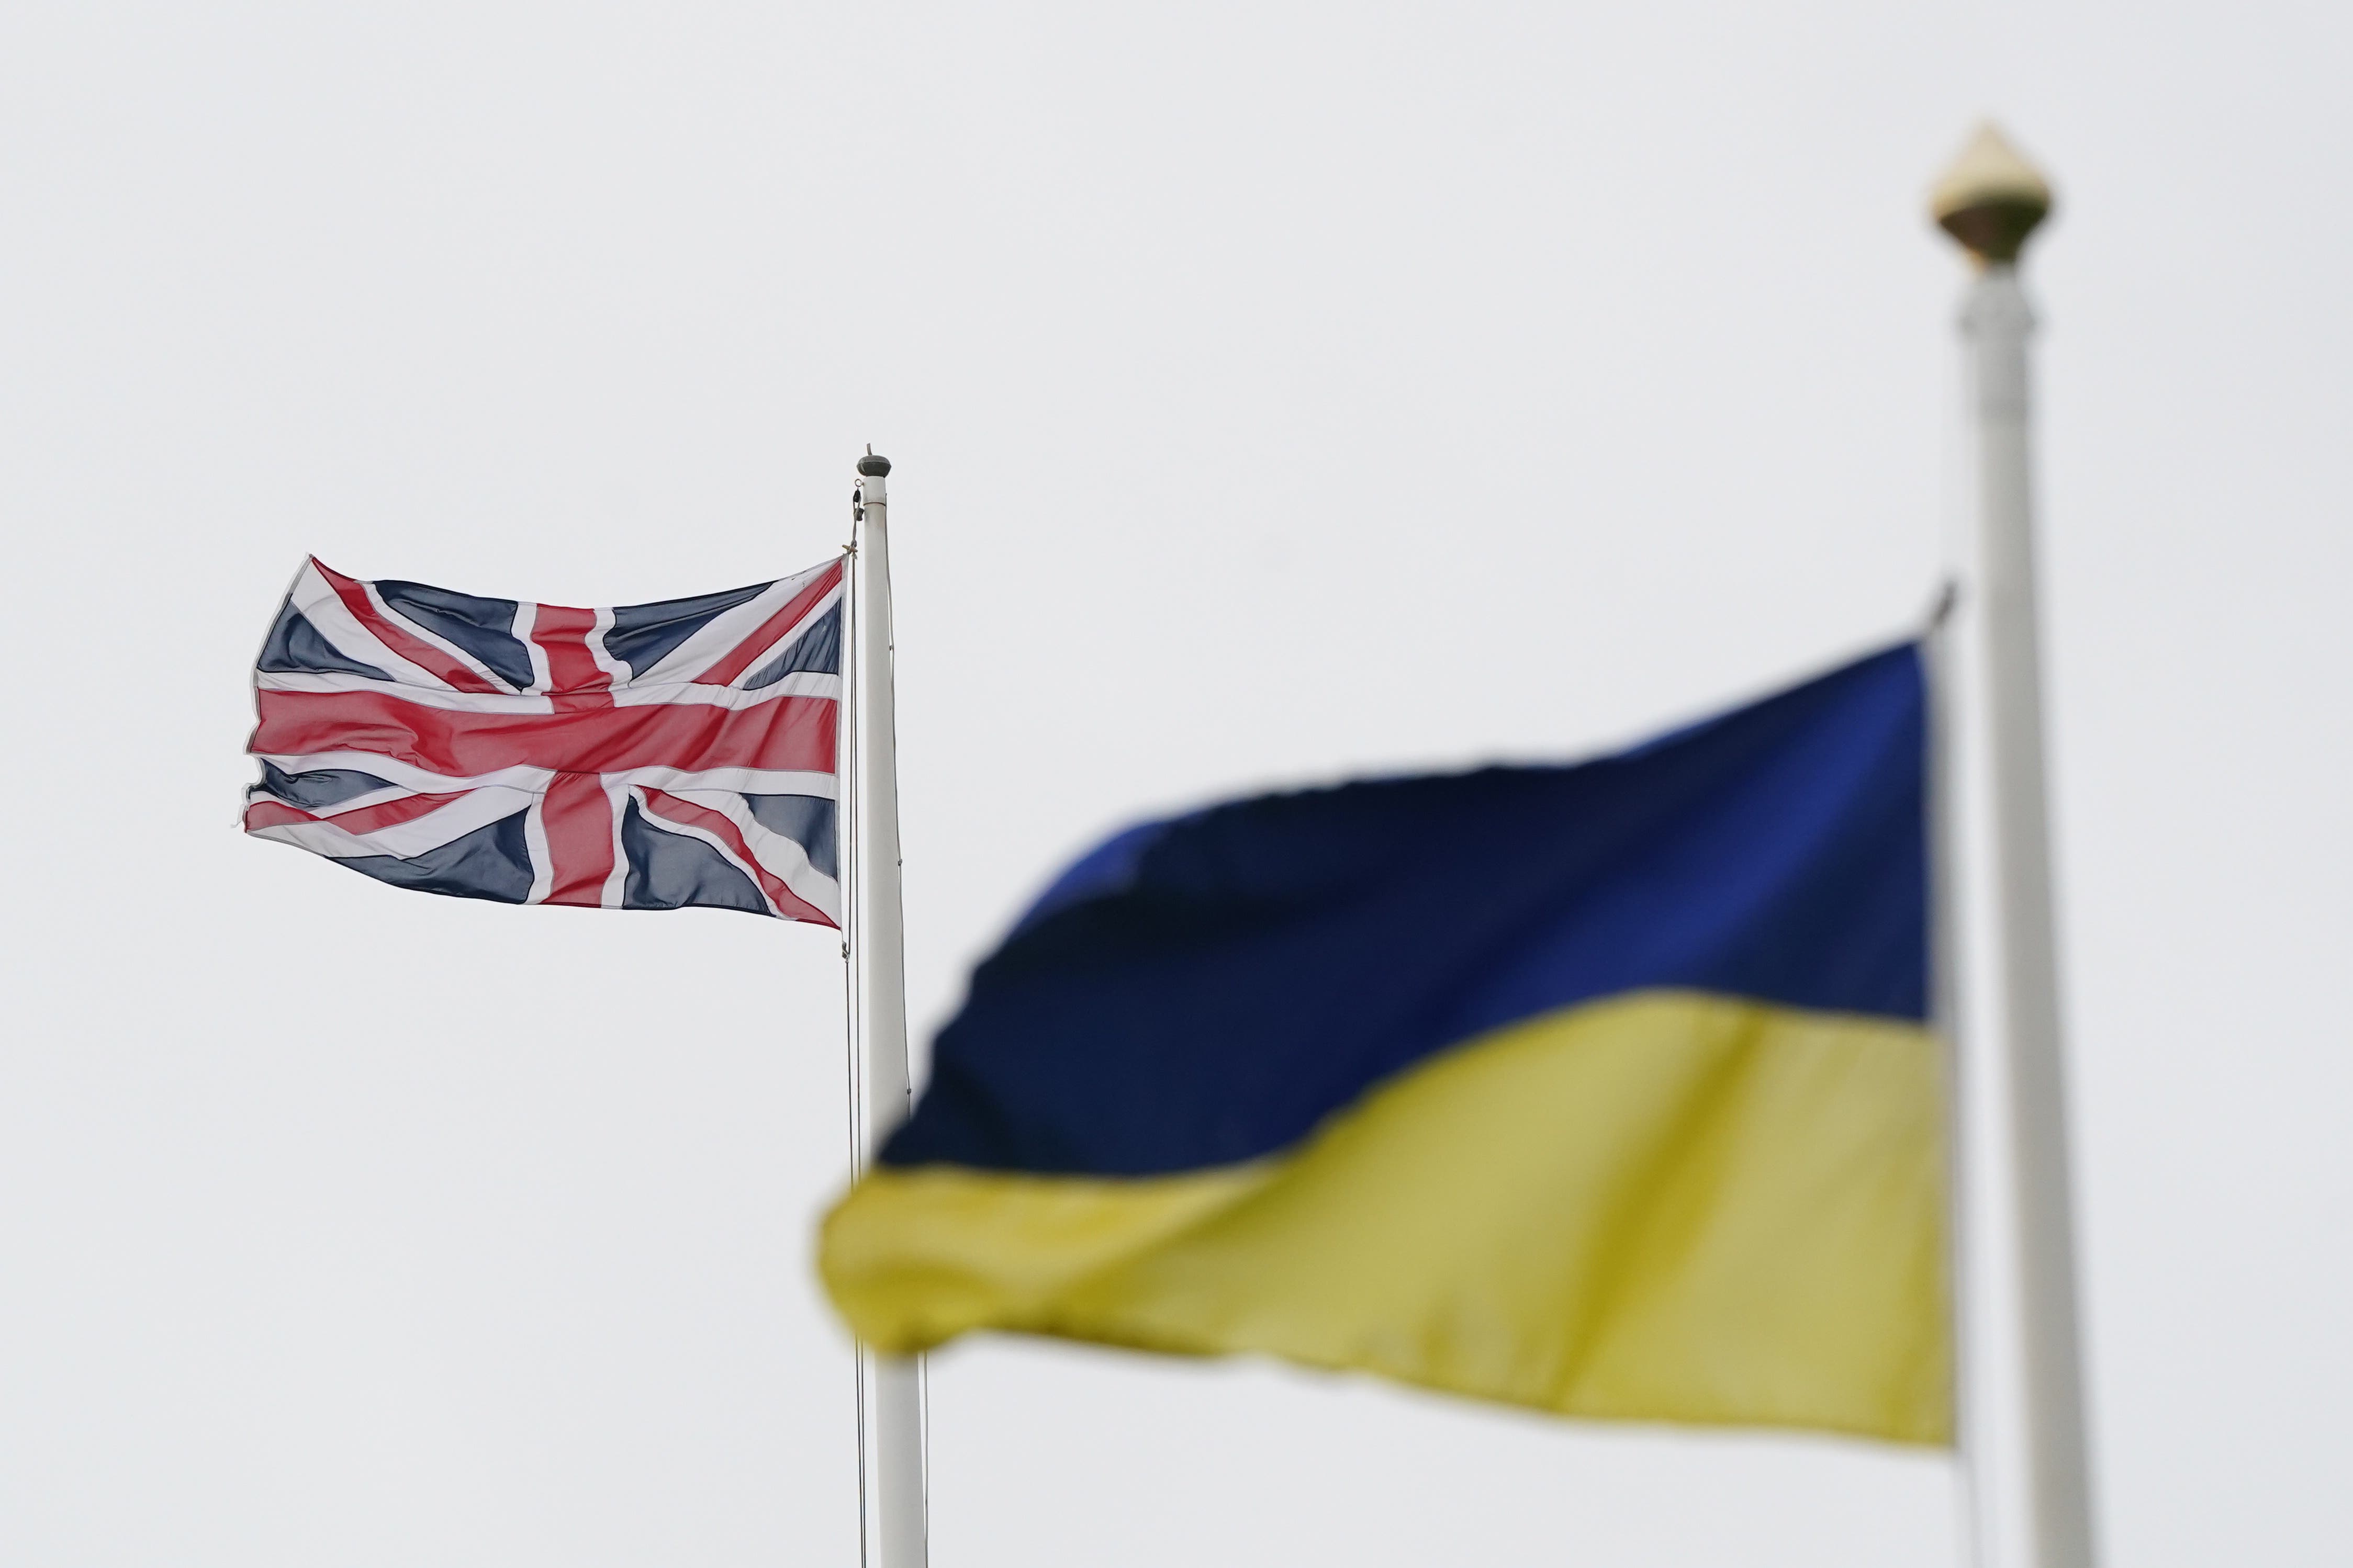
[858,448,893,478]
[1931,122,2053,266]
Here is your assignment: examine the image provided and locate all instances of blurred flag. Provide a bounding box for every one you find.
[822,644,1946,1443]
[244,556,844,923]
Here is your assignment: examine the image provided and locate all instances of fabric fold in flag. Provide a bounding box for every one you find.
[244,556,844,923]
[821,644,1948,1443]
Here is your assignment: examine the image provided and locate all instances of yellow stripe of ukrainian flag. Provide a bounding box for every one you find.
[822,989,1949,1445]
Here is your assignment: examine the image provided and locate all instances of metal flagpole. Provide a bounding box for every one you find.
[844,449,929,1568]
[1930,127,2097,1568]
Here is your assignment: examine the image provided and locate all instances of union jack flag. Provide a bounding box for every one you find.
[244,556,844,924]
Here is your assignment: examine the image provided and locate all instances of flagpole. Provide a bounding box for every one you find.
[845,449,929,1568]
[1932,127,2097,1568]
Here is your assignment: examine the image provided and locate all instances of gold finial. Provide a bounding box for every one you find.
[1931,123,2053,266]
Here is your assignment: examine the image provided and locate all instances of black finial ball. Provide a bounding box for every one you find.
[857,453,893,477]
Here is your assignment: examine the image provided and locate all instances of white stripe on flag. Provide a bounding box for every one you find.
[362,579,522,694]
[660,787,841,923]
[252,786,539,861]
[286,562,451,691]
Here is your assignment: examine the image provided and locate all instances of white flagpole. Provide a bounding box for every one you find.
[1931,127,2097,1568]
[844,449,929,1568]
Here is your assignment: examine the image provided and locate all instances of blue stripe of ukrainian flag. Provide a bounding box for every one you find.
[821,645,1947,1445]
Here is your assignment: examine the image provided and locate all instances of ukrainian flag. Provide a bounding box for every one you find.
[822,645,1946,1444]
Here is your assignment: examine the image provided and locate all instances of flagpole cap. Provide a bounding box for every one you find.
[1931,123,2053,266]
[857,450,892,478]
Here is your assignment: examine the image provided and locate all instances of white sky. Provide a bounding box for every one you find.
[4,3,2348,1564]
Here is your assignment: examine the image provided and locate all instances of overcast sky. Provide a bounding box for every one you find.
[5,3,2349,1565]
